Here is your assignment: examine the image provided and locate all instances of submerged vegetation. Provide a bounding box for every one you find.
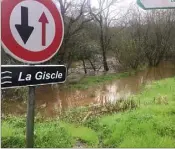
[2,77,175,148]
[65,72,132,90]
[2,71,133,101]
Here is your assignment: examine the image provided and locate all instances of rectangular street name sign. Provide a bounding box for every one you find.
[1,65,67,89]
[137,0,175,10]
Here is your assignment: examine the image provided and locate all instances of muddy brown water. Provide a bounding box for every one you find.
[2,61,175,117]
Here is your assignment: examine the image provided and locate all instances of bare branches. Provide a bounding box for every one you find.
[58,0,71,18]
[55,0,93,64]
[88,0,122,71]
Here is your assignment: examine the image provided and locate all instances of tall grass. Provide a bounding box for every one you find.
[1,116,99,148]
[84,77,175,148]
[2,77,175,148]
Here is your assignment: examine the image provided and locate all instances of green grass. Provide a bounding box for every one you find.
[59,122,99,147]
[85,77,175,148]
[2,77,175,148]
[1,116,98,148]
[91,108,175,148]
[66,72,131,90]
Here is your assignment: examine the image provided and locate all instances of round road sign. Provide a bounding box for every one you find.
[1,0,64,64]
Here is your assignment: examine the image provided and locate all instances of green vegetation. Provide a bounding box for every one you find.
[2,116,98,148]
[2,77,175,148]
[87,77,175,148]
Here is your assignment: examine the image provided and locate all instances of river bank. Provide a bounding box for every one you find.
[2,61,175,117]
[2,77,175,148]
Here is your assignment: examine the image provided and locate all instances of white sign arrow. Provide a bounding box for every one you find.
[137,0,175,10]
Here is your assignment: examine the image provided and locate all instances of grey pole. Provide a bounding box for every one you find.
[26,86,36,148]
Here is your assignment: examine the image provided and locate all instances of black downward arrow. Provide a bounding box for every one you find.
[15,6,34,44]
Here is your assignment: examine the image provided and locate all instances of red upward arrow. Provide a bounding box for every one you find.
[39,12,49,46]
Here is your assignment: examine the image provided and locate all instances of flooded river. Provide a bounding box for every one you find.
[2,61,175,117]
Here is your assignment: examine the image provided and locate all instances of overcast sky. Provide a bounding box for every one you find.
[90,0,142,20]
[54,0,138,10]
[91,0,136,9]
[54,0,142,18]
[90,0,142,18]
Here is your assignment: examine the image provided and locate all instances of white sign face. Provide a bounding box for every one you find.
[10,0,56,52]
[2,0,64,64]
[138,0,175,9]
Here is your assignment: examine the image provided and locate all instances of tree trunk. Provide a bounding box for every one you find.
[102,49,109,72]
[99,22,109,72]
[82,59,87,74]
[67,52,73,72]
[88,59,96,72]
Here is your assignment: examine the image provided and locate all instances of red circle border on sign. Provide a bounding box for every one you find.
[1,0,64,64]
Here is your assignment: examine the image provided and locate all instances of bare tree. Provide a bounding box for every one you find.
[89,0,121,72]
[143,10,174,66]
[54,0,93,70]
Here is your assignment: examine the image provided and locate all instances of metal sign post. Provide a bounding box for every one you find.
[1,65,67,148]
[1,0,64,148]
[27,86,35,148]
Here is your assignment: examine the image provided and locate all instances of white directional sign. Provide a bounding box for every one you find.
[137,0,175,10]
[2,0,64,64]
